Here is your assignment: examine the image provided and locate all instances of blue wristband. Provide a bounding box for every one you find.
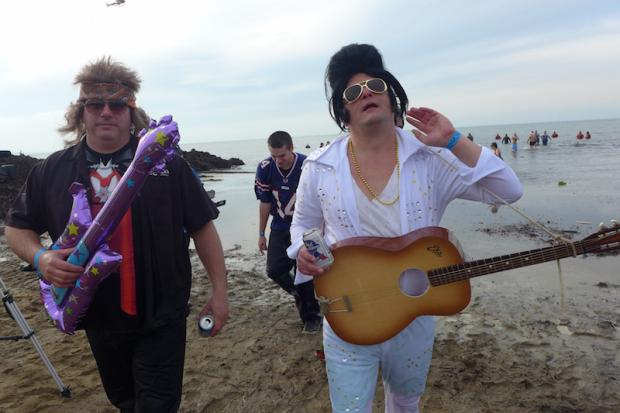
[259,230,266,237]
[33,247,47,275]
[446,130,462,150]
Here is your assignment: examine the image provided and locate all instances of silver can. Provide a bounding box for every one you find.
[302,228,334,268]
[198,314,215,337]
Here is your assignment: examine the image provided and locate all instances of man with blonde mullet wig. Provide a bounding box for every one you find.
[5,57,229,412]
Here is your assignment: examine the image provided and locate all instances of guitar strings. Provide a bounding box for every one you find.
[429,239,590,285]
[429,239,588,283]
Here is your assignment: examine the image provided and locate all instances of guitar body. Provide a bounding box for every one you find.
[313,223,620,345]
[314,227,470,345]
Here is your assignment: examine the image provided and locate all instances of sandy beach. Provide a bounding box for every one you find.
[1,223,618,413]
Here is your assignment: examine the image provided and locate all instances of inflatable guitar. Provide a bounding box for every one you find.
[315,224,620,345]
[40,115,180,334]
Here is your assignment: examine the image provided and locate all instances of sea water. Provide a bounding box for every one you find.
[183,118,620,259]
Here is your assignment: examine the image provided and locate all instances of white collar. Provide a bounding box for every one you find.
[306,127,428,167]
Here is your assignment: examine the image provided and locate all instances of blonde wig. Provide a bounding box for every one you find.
[58,56,151,146]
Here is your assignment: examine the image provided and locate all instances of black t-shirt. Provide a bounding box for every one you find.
[7,137,219,333]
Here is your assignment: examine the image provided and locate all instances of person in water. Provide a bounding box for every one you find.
[527,131,537,148]
[511,132,519,153]
[491,142,503,159]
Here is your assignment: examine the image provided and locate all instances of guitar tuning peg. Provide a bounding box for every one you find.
[611,219,620,228]
[598,222,608,231]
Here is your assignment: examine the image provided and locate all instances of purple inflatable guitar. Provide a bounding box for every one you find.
[41,115,180,333]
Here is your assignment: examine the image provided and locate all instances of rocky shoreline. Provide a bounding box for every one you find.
[0,149,244,220]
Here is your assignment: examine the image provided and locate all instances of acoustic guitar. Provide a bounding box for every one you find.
[314,225,620,345]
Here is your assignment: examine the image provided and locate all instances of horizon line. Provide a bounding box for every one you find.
[11,116,619,158]
[180,116,620,146]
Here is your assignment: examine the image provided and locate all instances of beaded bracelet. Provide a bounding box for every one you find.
[446,130,462,150]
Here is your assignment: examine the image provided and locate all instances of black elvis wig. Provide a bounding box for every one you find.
[325,43,408,131]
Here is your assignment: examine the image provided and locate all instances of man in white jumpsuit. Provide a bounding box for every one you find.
[287,43,523,412]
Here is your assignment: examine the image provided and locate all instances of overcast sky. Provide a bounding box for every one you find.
[1,0,619,155]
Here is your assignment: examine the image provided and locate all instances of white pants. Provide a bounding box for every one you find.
[323,316,435,413]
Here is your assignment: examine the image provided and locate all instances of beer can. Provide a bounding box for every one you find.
[198,314,214,337]
[302,228,334,268]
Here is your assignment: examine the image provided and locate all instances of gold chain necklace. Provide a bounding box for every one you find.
[348,137,400,206]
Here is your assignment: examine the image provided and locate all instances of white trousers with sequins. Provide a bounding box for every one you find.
[323,316,435,413]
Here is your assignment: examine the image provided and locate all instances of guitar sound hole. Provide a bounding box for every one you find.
[398,269,429,297]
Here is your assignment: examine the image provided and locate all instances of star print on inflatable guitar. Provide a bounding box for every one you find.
[40,115,180,334]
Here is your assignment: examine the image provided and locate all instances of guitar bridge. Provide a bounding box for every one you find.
[316,295,352,314]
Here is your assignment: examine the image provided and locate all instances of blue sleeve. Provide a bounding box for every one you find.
[254,159,272,202]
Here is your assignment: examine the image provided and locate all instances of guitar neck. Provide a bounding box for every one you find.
[428,241,586,287]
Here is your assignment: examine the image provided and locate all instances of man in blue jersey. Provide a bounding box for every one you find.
[255,131,321,333]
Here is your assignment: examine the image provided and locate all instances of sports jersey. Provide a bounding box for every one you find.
[254,152,306,231]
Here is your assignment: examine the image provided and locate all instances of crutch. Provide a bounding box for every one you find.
[0,275,71,397]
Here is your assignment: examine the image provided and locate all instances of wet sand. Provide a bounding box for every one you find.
[1,227,619,412]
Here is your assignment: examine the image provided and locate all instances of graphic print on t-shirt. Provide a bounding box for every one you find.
[89,159,122,204]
